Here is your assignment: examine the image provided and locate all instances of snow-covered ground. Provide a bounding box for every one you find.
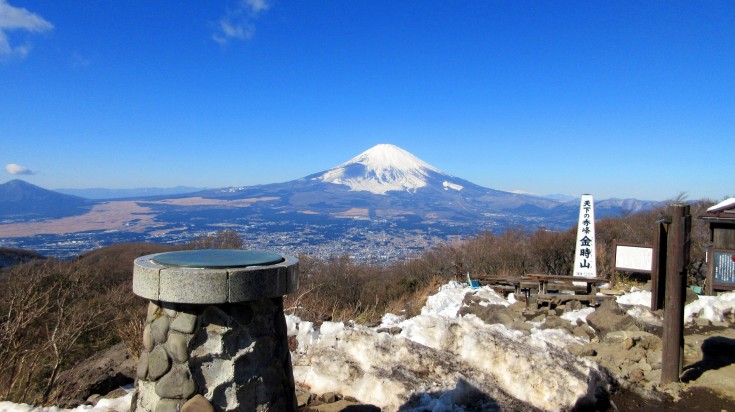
[2,283,734,412]
[289,282,609,411]
[0,392,133,412]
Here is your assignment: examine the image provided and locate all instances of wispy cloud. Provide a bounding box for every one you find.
[213,0,270,45]
[70,52,90,68]
[6,163,35,175]
[0,0,53,59]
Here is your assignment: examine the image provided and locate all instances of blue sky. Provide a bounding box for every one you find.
[1,1,733,201]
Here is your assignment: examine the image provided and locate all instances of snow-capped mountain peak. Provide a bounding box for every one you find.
[315,144,444,194]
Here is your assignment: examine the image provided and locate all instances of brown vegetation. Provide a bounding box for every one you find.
[0,243,176,404]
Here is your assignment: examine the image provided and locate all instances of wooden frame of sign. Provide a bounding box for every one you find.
[612,240,655,289]
[613,241,654,274]
[705,248,735,295]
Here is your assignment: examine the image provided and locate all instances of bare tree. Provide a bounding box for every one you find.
[187,229,245,249]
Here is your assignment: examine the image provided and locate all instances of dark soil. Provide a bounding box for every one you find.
[610,386,735,411]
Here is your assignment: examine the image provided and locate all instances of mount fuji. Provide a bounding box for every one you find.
[314,144,461,195]
[194,143,642,227]
[0,144,657,260]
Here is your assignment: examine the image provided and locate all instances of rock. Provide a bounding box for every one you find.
[319,392,338,403]
[143,324,154,352]
[541,316,573,332]
[148,301,162,323]
[567,299,582,312]
[568,344,597,357]
[643,369,661,384]
[695,318,711,327]
[509,301,527,312]
[628,367,645,383]
[86,394,101,405]
[572,325,593,340]
[105,387,129,398]
[310,399,371,411]
[182,394,214,412]
[155,364,196,399]
[646,350,662,369]
[376,326,402,335]
[165,332,189,363]
[628,347,646,363]
[148,345,171,380]
[605,330,656,344]
[46,342,136,408]
[170,312,198,334]
[155,398,183,412]
[510,320,532,333]
[137,351,149,380]
[457,304,518,328]
[296,389,311,407]
[531,314,546,322]
[151,316,171,345]
[162,302,177,318]
[637,358,652,372]
[622,337,636,350]
[587,300,641,334]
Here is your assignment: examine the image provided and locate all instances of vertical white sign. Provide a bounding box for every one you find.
[573,194,596,278]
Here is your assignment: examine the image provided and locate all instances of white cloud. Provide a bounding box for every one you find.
[213,0,270,45]
[0,0,53,59]
[5,163,34,175]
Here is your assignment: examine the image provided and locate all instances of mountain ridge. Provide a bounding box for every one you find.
[0,179,93,222]
[0,145,660,260]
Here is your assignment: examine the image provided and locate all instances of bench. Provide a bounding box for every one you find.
[522,274,610,295]
[536,293,617,309]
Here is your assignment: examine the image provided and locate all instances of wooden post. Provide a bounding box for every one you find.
[661,204,691,384]
[651,220,668,310]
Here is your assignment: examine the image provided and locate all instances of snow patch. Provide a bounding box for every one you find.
[561,307,595,324]
[442,181,463,191]
[0,391,133,412]
[617,287,735,325]
[316,144,443,195]
[707,197,735,212]
[684,291,735,323]
[616,288,651,307]
[291,282,609,411]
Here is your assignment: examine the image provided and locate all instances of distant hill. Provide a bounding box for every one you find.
[55,186,208,199]
[0,247,45,269]
[0,179,94,221]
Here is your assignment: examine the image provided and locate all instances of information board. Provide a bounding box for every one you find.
[713,250,735,285]
[615,244,653,273]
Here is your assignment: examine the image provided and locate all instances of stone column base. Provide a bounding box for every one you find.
[133,297,296,412]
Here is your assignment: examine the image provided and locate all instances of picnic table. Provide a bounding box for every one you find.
[522,274,609,295]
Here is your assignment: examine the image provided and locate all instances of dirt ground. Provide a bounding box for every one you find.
[609,324,735,412]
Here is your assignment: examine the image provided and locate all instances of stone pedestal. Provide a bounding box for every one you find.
[131,250,299,412]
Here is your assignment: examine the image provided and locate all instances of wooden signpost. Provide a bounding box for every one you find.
[573,195,596,283]
[661,204,691,384]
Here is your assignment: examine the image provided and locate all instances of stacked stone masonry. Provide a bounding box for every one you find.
[133,298,297,412]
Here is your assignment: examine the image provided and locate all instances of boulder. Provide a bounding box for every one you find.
[47,343,136,408]
[586,300,641,335]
